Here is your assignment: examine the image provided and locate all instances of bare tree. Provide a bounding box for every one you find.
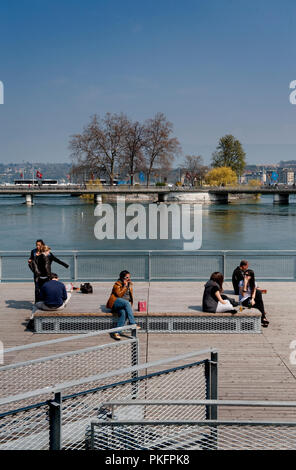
[142,113,181,186]
[69,113,128,184]
[122,120,146,185]
[70,112,182,186]
[183,155,208,186]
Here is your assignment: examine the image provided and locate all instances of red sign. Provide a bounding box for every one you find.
[36,171,43,179]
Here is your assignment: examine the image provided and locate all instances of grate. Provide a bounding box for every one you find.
[35,314,261,334]
[60,362,208,450]
[90,421,296,450]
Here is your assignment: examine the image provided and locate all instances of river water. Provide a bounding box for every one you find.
[1,195,296,251]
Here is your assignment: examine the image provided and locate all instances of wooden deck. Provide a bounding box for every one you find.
[1,280,296,420]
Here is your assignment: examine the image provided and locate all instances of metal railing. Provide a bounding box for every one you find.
[1,250,296,282]
[1,325,139,409]
[0,348,217,450]
[89,400,296,450]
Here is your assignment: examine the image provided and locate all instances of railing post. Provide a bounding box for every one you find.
[49,392,62,450]
[205,352,218,449]
[0,255,2,283]
[222,252,226,279]
[208,351,218,449]
[148,251,151,281]
[131,328,139,397]
[73,252,78,281]
[209,351,218,419]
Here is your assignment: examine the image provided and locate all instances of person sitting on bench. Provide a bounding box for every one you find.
[203,272,238,313]
[106,270,141,340]
[30,273,71,318]
[238,269,269,327]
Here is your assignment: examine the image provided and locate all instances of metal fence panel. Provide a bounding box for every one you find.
[150,254,223,280]
[1,327,139,411]
[1,250,296,281]
[60,360,208,450]
[76,253,148,281]
[90,421,296,450]
[0,254,73,281]
[1,340,138,407]
[0,403,49,450]
[225,253,295,280]
[0,348,215,450]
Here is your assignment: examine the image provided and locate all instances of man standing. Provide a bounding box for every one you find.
[232,260,249,295]
[28,239,44,302]
[30,273,71,318]
[28,240,69,302]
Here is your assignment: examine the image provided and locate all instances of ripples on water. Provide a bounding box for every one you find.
[0,195,295,251]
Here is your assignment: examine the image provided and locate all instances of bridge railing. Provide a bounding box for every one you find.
[0,250,296,282]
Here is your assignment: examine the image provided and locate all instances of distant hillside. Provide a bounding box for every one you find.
[0,163,72,183]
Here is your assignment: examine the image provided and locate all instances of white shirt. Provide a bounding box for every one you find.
[238,279,257,302]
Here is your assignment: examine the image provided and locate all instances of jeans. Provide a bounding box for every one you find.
[34,277,49,302]
[112,298,136,327]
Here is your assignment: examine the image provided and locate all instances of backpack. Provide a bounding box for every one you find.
[80,282,93,294]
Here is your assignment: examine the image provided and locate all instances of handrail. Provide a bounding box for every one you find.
[99,399,296,408]
[3,324,137,354]
[0,348,217,407]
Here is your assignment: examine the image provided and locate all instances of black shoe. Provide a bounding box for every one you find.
[26,319,34,331]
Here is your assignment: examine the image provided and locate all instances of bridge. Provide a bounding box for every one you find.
[0,185,295,204]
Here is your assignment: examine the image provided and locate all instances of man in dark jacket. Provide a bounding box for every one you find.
[28,239,44,302]
[232,260,249,295]
[30,273,71,318]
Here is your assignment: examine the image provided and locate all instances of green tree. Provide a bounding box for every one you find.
[205,166,237,186]
[212,135,246,176]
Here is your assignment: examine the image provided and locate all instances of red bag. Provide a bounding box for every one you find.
[138,301,147,312]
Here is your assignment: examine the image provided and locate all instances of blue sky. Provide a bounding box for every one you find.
[1,0,296,165]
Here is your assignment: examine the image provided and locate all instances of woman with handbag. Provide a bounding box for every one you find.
[106,270,141,340]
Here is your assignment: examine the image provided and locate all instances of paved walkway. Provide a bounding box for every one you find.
[1,281,296,419]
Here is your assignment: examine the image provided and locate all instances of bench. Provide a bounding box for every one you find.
[34,310,262,334]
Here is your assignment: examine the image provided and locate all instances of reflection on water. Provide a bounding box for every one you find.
[0,195,295,251]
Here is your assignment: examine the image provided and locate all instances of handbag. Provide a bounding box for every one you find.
[138,301,147,312]
[80,282,93,294]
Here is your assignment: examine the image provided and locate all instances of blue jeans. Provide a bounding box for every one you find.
[112,298,136,327]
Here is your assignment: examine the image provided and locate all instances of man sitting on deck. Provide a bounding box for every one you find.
[232,260,249,295]
[30,273,71,318]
